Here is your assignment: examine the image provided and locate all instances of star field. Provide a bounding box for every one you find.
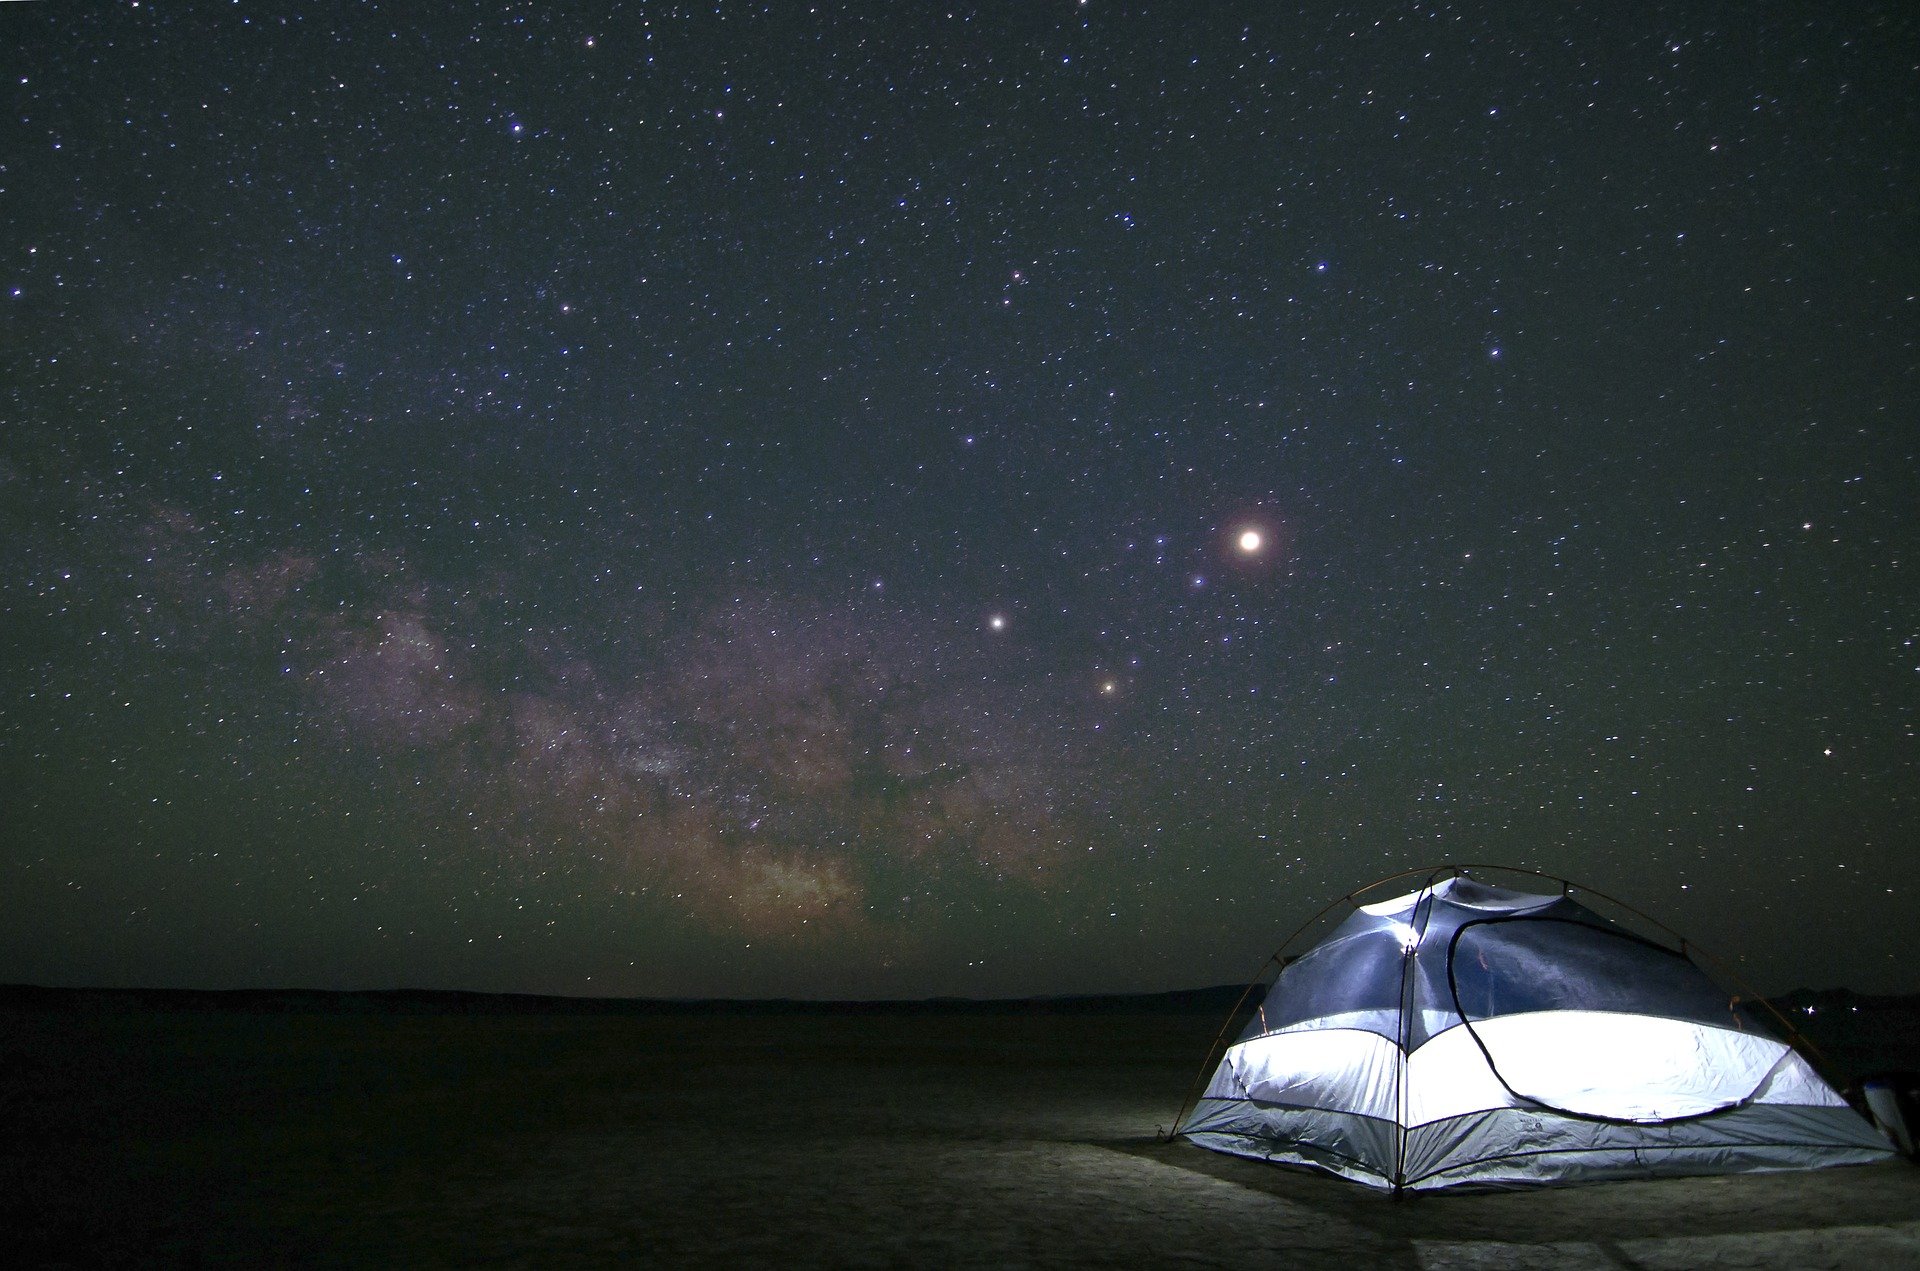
[1,2,1914,998]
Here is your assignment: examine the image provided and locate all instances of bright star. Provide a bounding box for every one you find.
[988,614,1007,631]
[1238,529,1262,553]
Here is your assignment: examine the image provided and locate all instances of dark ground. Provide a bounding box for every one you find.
[3,987,1916,1269]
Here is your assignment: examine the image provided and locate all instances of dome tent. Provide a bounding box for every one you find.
[1174,868,1892,1192]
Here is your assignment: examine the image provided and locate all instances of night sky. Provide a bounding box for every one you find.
[3,2,1914,1000]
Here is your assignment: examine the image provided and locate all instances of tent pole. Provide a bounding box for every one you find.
[1162,951,1282,1142]
[1391,872,1445,1194]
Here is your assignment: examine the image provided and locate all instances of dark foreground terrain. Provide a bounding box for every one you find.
[3,987,1916,1269]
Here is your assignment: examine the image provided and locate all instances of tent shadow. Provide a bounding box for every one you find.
[1097,1135,1920,1245]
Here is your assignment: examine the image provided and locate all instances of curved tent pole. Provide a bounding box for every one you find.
[1390,875,1436,1198]
[1391,870,1451,1194]
[1160,951,1285,1142]
[1666,937,1836,1076]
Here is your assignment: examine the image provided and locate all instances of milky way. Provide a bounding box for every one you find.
[1,2,1914,996]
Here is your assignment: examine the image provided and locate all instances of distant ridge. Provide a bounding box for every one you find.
[1770,987,1920,1013]
[0,983,1255,1017]
[5,983,1916,1016]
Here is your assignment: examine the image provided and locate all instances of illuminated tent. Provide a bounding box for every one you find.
[1175,872,1892,1191]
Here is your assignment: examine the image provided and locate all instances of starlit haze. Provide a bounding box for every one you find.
[1,2,1914,998]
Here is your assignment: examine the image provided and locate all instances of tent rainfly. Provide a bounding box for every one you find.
[1176,872,1893,1192]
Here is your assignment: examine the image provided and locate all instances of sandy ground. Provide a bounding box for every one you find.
[4,1003,1916,1268]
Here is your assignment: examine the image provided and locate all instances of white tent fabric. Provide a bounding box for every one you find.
[1178,875,1893,1191]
